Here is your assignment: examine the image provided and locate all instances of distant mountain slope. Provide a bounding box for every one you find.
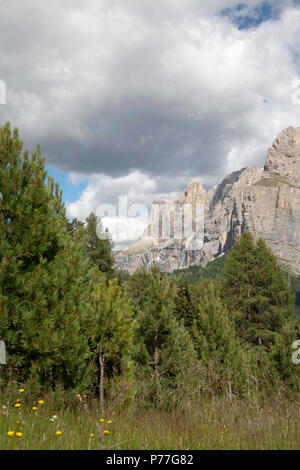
[115,127,300,275]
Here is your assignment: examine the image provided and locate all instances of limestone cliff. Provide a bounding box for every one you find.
[115,127,300,274]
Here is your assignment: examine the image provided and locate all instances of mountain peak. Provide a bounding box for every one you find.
[177,182,206,204]
[115,127,300,275]
[264,126,300,181]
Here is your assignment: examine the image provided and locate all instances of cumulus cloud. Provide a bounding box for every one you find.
[66,171,189,217]
[1,0,300,241]
[66,170,191,249]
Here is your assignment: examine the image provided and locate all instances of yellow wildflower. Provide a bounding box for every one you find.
[16,420,20,424]
[38,400,44,405]
[104,430,110,434]
[14,403,21,408]
[18,389,24,393]
[7,431,14,437]
[107,420,112,424]
[56,430,62,436]
[16,432,22,438]
[76,393,81,398]
[83,395,87,398]
[32,406,37,411]
[99,418,104,422]
[90,433,94,437]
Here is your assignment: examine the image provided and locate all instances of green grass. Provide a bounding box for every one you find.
[253,173,299,189]
[1,392,300,450]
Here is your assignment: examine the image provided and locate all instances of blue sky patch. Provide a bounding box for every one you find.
[45,165,88,205]
[220,2,280,30]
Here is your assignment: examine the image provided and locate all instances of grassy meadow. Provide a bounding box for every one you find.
[1,389,300,450]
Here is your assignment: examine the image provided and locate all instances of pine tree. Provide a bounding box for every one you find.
[85,212,115,279]
[67,218,84,240]
[192,280,252,398]
[222,231,294,349]
[86,277,136,413]
[0,123,96,392]
[125,267,153,309]
[134,267,198,407]
[173,279,196,330]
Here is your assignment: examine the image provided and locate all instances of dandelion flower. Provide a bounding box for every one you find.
[107,420,112,424]
[56,430,62,436]
[90,433,94,437]
[32,406,37,411]
[38,400,44,405]
[76,393,81,398]
[16,420,20,424]
[7,431,14,437]
[99,418,104,422]
[83,395,87,398]
[14,403,21,408]
[18,389,24,393]
[16,432,22,438]
[104,430,110,434]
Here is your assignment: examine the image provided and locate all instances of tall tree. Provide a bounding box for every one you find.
[85,212,115,279]
[125,267,153,309]
[192,280,252,398]
[0,123,99,391]
[222,231,294,349]
[173,279,196,331]
[86,277,136,413]
[133,267,198,407]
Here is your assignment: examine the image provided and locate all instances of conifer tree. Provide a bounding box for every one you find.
[268,319,300,391]
[67,218,84,240]
[86,277,136,413]
[85,212,115,279]
[125,267,153,309]
[173,279,196,330]
[223,231,294,349]
[192,280,252,397]
[0,123,96,391]
[134,267,198,407]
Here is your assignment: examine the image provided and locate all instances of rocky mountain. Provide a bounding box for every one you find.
[115,127,300,274]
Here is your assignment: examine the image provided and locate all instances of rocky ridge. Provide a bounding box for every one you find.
[115,127,300,274]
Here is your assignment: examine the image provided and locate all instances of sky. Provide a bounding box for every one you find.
[1,0,300,247]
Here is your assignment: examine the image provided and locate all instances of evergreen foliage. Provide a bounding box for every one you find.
[0,123,95,391]
[67,218,84,240]
[124,267,153,309]
[85,212,115,279]
[170,254,227,284]
[223,232,295,349]
[1,121,300,410]
[86,277,136,411]
[191,280,252,397]
[133,267,198,407]
[173,279,195,330]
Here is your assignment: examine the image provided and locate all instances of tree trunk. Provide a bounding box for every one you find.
[99,351,105,416]
[154,331,159,388]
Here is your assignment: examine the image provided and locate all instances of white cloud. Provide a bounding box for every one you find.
[1,0,300,247]
[66,171,188,220]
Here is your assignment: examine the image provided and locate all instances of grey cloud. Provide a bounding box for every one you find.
[0,0,299,189]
